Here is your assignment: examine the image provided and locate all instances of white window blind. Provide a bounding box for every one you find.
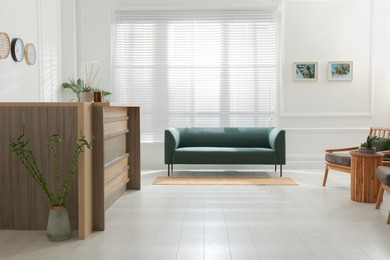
[114,10,279,142]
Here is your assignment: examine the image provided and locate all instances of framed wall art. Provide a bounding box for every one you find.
[328,61,353,81]
[293,62,318,81]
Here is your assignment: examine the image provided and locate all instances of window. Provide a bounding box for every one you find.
[114,10,279,142]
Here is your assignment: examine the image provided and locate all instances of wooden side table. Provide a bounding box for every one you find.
[350,151,383,203]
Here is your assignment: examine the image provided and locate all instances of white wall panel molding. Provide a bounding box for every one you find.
[284,127,369,132]
[113,0,281,10]
[285,158,324,169]
[280,112,373,117]
[77,1,112,95]
[280,0,373,116]
[286,154,324,169]
[287,154,323,161]
[284,126,370,168]
[60,0,77,84]
[0,0,40,101]
[37,0,62,102]
[37,0,43,101]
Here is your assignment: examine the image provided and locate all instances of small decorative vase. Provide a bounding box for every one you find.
[47,206,71,241]
[93,91,102,102]
[80,92,92,102]
[357,147,376,154]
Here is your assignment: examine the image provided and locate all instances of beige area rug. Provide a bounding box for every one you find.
[153,176,298,186]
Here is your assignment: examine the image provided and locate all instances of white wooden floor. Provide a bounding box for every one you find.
[1,169,389,260]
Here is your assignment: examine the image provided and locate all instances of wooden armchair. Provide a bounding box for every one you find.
[322,127,390,186]
[375,150,390,224]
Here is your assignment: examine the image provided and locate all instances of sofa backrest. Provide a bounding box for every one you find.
[176,127,273,148]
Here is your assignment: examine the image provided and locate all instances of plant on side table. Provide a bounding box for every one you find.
[9,126,92,241]
[358,135,377,154]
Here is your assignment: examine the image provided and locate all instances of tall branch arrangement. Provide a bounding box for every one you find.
[9,126,92,207]
[61,78,112,102]
[62,64,112,102]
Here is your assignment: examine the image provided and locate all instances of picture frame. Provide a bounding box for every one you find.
[328,61,353,81]
[293,62,318,81]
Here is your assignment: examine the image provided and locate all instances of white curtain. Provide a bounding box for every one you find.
[114,10,280,142]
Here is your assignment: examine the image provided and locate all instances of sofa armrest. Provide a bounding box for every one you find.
[164,128,180,164]
[269,128,286,164]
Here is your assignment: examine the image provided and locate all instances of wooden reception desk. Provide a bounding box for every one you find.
[0,102,140,239]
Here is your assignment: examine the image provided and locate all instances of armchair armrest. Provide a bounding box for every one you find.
[378,150,390,166]
[325,146,359,153]
[378,150,390,155]
[164,128,180,164]
[382,161,390,166]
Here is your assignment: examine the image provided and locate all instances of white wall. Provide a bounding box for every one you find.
[73,0,390,170]
[76,0,112,95]
[3,0,389,170]
[73,0,280,96]
[61,0,78,102]
[39,0,62,101]
[0,0,61,102]
[0,0,39,101]
[282,0,371,116]
[280,0,390,168]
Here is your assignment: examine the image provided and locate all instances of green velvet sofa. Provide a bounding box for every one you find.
[164,127,286,176]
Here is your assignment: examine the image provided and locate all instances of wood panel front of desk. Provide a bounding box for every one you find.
[92,105,140,231]
[0,103,139,238]
[0,103,93,239]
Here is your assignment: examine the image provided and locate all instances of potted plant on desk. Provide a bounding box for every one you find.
[9,126,92,241]
[62,64,112,102]
[61,78,93,102]
[62,78,111,102]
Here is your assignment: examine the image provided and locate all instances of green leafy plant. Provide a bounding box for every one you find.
[360,135,377,149]
[9,126,92,207]
[62,64,111,101]
[62,78,112,101]
[62,78,90,101]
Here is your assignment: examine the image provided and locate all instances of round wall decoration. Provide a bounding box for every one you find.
[24,43,36,65]
[0,32,11,59]
[11,38,25,62]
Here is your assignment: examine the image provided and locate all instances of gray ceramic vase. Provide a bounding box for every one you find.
[357,147,377,154]
[47,206,71,241]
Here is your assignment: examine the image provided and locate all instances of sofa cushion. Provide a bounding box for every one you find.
[172,147,278,164]
[372,137,390,152]
[325,153,351,167]
[377,166,390,186]
[177,127,272,148]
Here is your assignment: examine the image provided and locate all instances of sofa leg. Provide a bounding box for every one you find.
[280,165,282,177]
[275,165,277,172]
[168,165,170,176]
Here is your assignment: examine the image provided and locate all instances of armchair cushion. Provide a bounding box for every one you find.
[325,153,351,167]
[372,137,390,152]
[377,166,390,186]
